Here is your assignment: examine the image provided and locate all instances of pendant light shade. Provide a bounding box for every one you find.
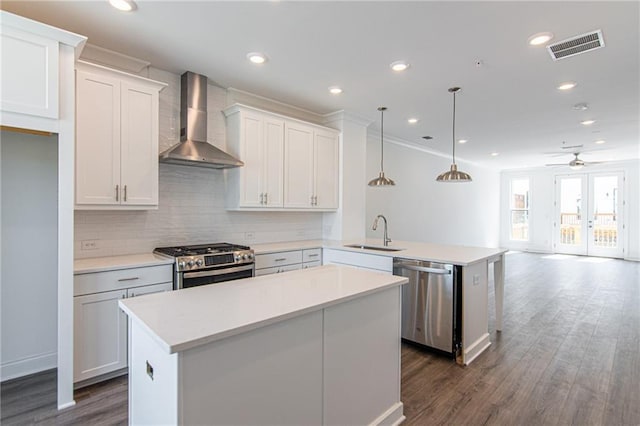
[369,107,395,186]
[436,87,472,183]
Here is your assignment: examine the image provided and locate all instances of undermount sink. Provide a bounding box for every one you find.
[343,244,403,252]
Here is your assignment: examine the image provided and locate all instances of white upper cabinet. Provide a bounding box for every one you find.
[0,26,59,119]
[75,61,166,210]
[225,104,339,211]
[225,107,284,208]
[0,10,86,133]
[284,122,315,208]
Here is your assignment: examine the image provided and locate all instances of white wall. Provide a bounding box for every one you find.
[365,135,501,248]
[500,160,640,260]
[74,67,323,259]
[1,131,58,380]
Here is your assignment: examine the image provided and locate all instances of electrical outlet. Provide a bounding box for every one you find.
[244,232,255,240]
[81,240,100,250]
[473,275,480,286]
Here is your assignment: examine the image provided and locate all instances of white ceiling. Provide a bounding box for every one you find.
[3,1,639,170]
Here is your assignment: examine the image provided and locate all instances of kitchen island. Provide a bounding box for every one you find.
[253,239,507,365]
[119,265,408,425]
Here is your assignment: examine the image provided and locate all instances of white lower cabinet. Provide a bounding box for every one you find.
[255,248,322,276]
[73,264,172,384]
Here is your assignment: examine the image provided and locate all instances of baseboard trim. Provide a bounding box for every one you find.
[370,402,405,426]
[464,333,491,365]
[58,400,76,411]
[1,351,56,382]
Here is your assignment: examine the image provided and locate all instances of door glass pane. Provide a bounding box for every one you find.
[510,179,529,240]
[559,178,582,245]
[592,176,618,248]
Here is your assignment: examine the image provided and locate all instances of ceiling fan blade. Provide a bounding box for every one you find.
[545,163,568,167]
[584,161,606,165]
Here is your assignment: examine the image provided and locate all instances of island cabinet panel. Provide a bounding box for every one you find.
[322,248,393,273]
[460,260,490,365]
[323,287,402,425]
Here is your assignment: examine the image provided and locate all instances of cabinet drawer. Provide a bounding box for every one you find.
[302,248,322,263]
[255,250,303,269]
[255,263,303,277]
[74,264,173,296]
[127,282,173,298]
[302,261,321,269]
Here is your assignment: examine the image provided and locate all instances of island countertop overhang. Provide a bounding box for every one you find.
[119,265,408,354]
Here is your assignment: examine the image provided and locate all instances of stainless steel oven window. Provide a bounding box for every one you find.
[177,263,255,289]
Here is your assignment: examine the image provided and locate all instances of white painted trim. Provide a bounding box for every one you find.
[58,401,76,411]
[369,402,405,426]
[57,43,76,411]
[80,43,150,73]
[463,333,491,365]
[323,110,373,128]
[0,352,57,382]
[226,87,325,119]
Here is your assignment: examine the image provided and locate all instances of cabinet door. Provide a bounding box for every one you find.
[0,26,59,119]
[127,282,173,298]
[74,289,128,382]
[237,111,265,207]
[313,130,339,209]
[263,117,284,207]
[284,123,314,208]
[75,70,121,205]
[120,82,159,206]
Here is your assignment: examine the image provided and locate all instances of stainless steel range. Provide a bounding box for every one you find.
[154,243,255,289]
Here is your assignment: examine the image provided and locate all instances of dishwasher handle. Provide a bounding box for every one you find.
[394,263,451,275]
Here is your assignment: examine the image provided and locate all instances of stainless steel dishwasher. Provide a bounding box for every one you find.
[393,258,461,357]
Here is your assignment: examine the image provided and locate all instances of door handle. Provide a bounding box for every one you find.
[115,185,119,201]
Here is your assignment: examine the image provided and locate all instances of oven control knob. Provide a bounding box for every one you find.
[178,261,186,269]
[242,254,249,260]
[187,259,195,268]
[235,255,242,262]
[195,259,204,267]
[247,253,254,259]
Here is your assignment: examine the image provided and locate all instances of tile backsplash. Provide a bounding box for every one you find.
[74,65,322,259]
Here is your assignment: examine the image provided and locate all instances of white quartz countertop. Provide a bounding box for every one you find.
[325,239,507,266]
[253,239,506,266]
[251,240,324,254]
[119,265,407,354]
[74,253,173,274]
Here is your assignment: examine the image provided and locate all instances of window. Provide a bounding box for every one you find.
[510,178,529,241]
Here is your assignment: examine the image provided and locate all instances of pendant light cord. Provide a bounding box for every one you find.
[452,90,456,165]
[380,107,385,173]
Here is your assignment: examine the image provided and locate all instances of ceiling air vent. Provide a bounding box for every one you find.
[547,30,605,61]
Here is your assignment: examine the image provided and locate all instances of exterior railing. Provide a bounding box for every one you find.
[559,213,617,247]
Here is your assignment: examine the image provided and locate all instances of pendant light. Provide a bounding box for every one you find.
[436,87,472,182]
[368,107,395,186]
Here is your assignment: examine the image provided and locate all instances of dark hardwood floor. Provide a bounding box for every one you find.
[2,252,638,425]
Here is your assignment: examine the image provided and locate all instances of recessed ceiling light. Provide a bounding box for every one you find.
[390,61,410,72]
[328,86,343,95]
[581,120,595,125]
[558,82,577,91]
[246,52,267,64]
[407,118,419,124]
[594,140,606,144]
[528,32,553,46]
[422,136,433,140]
[573,102,589,111]
[458,139,468,144]
[109,0,136,11]
[490,152,499,157]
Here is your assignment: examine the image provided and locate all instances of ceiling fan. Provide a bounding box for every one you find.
[545,152,604,170]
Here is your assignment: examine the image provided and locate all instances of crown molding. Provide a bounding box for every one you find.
[323,110,374,128]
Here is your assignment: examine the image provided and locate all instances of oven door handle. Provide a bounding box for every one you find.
[182,264,254,279]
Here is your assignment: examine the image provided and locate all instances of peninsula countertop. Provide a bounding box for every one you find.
[119,264,407,354]
[252,239,507,266]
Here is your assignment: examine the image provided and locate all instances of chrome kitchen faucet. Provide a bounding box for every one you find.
[372,214,391,247]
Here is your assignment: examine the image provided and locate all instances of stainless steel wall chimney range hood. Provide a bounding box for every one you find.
[159,72,244,169]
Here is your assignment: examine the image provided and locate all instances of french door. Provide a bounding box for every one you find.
[555,172,624,258]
